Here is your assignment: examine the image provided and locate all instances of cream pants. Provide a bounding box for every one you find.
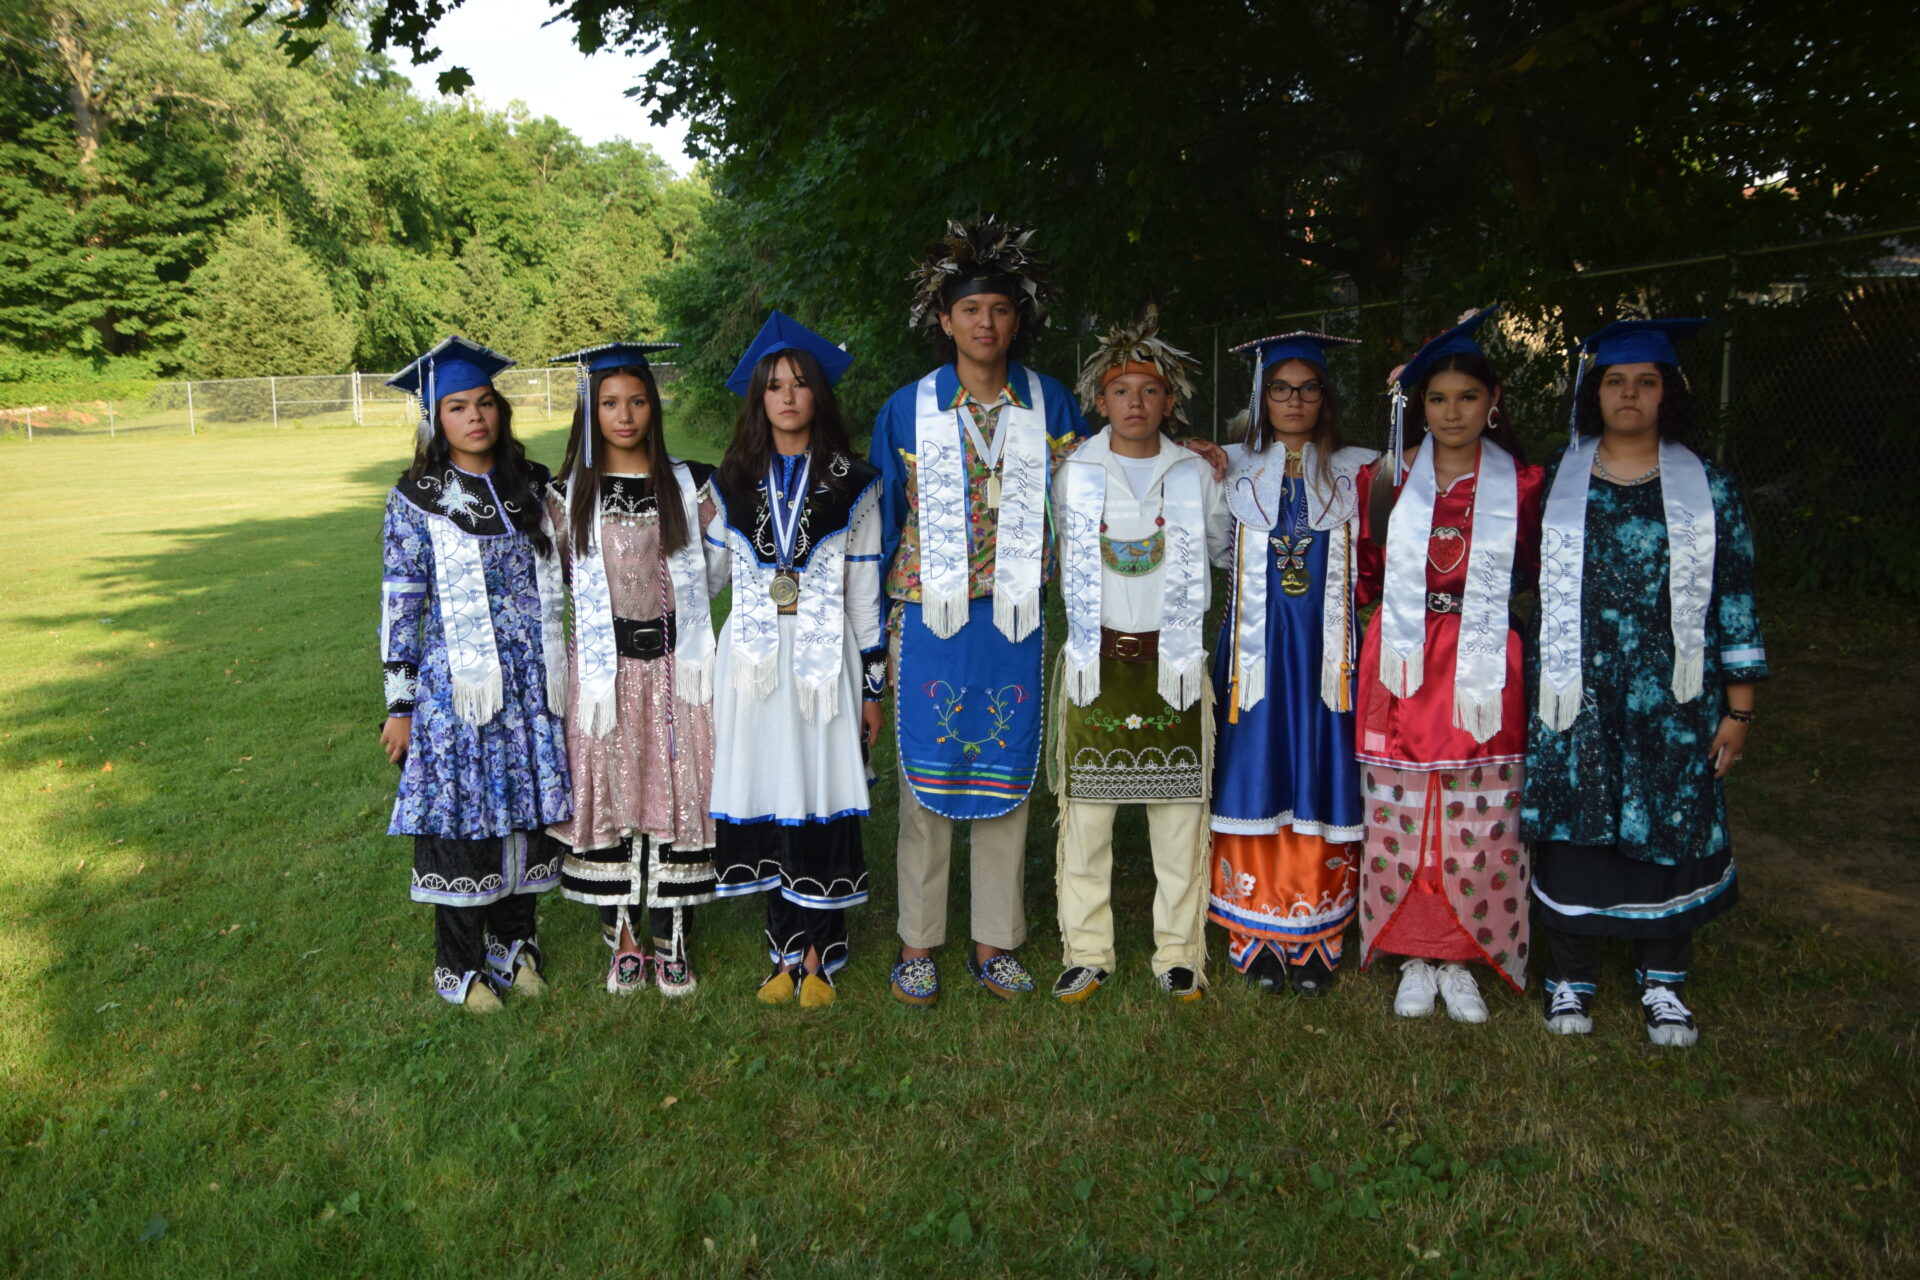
[1055,798,1209,975]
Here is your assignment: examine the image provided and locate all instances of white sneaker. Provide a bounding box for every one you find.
[1394,959,1438,1017]
[1640,983,1699,1048]
[1541,981,1593,1035]
[1436,963,1488,1023]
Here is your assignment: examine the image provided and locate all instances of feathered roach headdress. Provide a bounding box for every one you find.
[907,216,1058,331]
[1074,305,1199,428]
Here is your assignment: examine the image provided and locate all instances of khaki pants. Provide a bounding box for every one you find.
[1055,798,1209,975]
[890,625,1030,950]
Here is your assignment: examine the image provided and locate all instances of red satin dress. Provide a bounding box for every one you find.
[1352,456,1544,990]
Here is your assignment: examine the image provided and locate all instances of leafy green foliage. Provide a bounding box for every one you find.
[179,214,356,379]
[278,0,1918,399]
[0,0,707,381]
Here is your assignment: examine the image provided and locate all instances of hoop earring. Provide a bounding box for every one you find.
[1487,404,1503,430]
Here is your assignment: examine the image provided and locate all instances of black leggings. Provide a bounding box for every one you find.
[1544,927,1694,987]
[434,892,539,986]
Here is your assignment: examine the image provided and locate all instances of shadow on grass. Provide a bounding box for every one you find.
[4,482,1917,1276]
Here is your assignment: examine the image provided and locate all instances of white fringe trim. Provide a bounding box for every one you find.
[1671,649,1704,706]
[1453,689,1503,745]
[1539,678,1582,733]
[674,659,713,707]
[1379,642,1424,699]
[1065,656,1100,707]
[580,691,619,739]
[452,671,504,727]
[732,651,779,704]
[995,587,1041,643]
[1235,659,1266,715]
[924,587,969,639]
[1158,655,1207,713]
[797,677,840,726]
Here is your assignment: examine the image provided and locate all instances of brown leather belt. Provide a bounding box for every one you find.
[1099,627,1161,662]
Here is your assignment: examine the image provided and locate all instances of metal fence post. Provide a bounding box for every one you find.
[186,382,196,435]
[543,369,553,421]
[270,376,279,428]
[1718,252,1737,466]
[352,371,363,425]
[1211,325,1221,442]
[23,407,30,441]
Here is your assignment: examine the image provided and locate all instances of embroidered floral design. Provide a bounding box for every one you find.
[435,479,485,520]
[1083,706,1181,733]
[383,666,417,709]
[923,679,1028,759]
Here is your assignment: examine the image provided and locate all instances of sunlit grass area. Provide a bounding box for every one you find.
[0,425,1912,1277]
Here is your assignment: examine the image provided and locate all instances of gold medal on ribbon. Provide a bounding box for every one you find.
[768,570,800,608]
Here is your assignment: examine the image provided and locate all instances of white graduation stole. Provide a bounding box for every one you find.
[912,367,1047,641]
[1379,436,1519,742]
[1061,437,1208,709]
[1536,437,1715,731]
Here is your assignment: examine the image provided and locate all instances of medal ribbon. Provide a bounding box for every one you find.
[766,451,811,575]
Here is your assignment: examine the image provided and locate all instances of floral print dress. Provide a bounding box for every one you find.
[381,463,572,849]
[1521,455,1768,936]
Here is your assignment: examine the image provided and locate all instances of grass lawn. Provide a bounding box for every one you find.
[0,424,1913,1278]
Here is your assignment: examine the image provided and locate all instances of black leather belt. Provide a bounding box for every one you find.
[1426,592,1462,615]
[614,612,677,660]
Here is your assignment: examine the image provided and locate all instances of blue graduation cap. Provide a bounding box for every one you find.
[1229,330,1360,371]
[1395,305,1500,393]
[1564,317,1712,444]
[1579,317,1711,368]
[724,310,853,397]
[551,342,682,470]
[1228,330,1358,452]
[1379,306,1499,483]
[387,335,516,447]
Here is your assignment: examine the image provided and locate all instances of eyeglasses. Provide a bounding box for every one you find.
[1265,379,1325,403]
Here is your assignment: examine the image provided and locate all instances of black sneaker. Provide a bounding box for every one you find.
[1541,980,1594,1035]
[1287,953,1337,998]
[1157,967,1205,1002]
[1051,965,1108,1003]
[1640,983,1698,1048]
[1243,949,1286,994]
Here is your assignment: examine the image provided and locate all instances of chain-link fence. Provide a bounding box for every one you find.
[1157,228,1920,594]
[0,366,685,442]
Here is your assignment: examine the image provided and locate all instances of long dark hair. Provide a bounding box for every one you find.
[406,387,552,557]
[1575,360,1697,447]
[558,363,690,556]
[718,347,857,498]
[1400,351,1526,464]
[1245,356,1350,493]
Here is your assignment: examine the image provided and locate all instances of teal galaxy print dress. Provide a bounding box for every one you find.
[1521,453,1769,937]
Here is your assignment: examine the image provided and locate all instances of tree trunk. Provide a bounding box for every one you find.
[47,7,101,175]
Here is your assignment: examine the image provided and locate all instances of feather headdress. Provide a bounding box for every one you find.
[1074,305,1199,426]
[907,216,1058,330]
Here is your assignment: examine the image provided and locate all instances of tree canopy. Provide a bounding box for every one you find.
[263,0,1915,419]
[0,0,707,380]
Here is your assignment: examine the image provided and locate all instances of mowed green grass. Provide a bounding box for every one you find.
[0,424,1913,1278]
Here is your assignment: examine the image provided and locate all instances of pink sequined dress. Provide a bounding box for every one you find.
[546,469,720,915]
